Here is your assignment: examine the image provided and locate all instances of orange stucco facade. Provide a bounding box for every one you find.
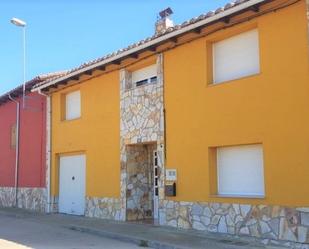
[51,71,120,198]
[164,0,309,207]
[49,0,309,206]
[42,0,309,245]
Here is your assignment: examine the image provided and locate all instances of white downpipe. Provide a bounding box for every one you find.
[8,94,20,208]
[22,26,26,109]
[306,0,309,61]
[38,90,51,213]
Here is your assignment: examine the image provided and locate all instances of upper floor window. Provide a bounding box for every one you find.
[132,64,157,87]
[213,29,260,84]
[65,90,81,120]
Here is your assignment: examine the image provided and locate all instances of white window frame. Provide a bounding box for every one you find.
[65,90,81,121]
[212,29,260,84]
[131,64,157,87]
[216,144,265,198]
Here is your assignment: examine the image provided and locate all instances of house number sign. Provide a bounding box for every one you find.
[166,169,177,181]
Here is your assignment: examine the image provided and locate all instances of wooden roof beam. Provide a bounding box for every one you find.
[70,76,80,81]
[249,5,260,13]
[148,46,157,52]
[169,37,178,44]
[128,53,138,59]
[84,70,93,76]
[192,27,202,34]
[97,65,106,71]
[223,16,230,24]
[112,60,121,65]
[58,81,67,86]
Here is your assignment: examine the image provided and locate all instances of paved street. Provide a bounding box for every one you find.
[0,214,139,249]
[0,208,281,249]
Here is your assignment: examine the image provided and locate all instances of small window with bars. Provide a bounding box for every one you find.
[132,64,157,88]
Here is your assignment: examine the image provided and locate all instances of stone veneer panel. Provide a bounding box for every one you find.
[126,144,156,221]
[85,197,124,221]
[159,200,309,248]
[0,187,46,212]
[0,187,15,207]
[118,53,165,221]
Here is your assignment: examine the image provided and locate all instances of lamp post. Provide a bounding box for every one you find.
[10,17,26,207]
[11,17,27,109]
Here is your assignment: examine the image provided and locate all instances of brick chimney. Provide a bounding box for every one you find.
[155,7,174,34]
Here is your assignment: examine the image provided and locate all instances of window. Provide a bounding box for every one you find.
[217,144,264,197]
[213,29,260,84]
[11,124,17,149]
[132,64,157,87]
[65,90,81,120]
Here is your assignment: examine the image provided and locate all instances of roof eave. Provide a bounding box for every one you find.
[32,0,267,92]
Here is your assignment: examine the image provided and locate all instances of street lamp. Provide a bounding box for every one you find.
[11,17,27,108]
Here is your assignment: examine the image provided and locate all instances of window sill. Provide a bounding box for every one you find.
[61,117,81,123]
[207,72,261,87]
[209,194,265,199]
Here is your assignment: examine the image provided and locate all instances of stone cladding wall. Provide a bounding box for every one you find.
[0,187,46,212]
[84,54,165,222]
[159,200,309,248]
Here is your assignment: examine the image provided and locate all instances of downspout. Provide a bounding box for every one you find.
[306,0,309,59]
[38,90,51,213]
[8,94,20,208]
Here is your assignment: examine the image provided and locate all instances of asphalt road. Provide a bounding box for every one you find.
[0,214,140,249]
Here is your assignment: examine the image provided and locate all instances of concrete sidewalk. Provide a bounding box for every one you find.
[0,208,283,249]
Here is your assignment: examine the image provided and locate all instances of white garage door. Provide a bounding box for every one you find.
[59,154,86,215]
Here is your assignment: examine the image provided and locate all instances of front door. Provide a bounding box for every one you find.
[59,154,86,215]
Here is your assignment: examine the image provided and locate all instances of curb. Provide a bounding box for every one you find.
[66,225,284,249]
[67,225,185,249]
[0,210,284,249]
[0,209,34,219]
